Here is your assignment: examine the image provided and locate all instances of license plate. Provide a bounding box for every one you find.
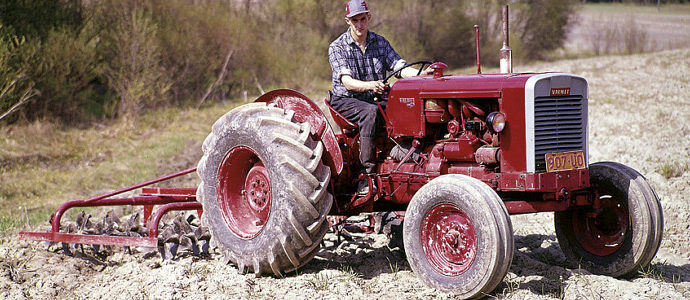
[545,150,586,172]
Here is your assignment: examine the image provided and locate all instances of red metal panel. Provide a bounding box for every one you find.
[504,200,570,214]
[496,169,589,192]
[377,160,430,205]
[496,76,531,173]
[255,89,344,175]
[387,79,424,137]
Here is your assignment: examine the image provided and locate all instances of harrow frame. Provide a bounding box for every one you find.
[19,168,202,248]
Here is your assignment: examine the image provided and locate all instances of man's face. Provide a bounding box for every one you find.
[346,13,370,39]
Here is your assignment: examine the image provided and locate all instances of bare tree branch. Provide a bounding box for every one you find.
[197,49,234,108]
[0,75,24,100]
[0,83,38,122]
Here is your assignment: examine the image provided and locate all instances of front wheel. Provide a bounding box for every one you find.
[403,174,514,298]
[555,161,663,277]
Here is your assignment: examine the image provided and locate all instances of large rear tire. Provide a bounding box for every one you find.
[555,161,663,277]
[403,174,514,298]
[197,102,333,277]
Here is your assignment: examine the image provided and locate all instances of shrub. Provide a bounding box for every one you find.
[586,13,652,55]
[514,0,579,61]
[621,15,650,54]
[2,0,582,124]
[0,0,82,41]
[0,26,35,123]
[99,2,171,122]
[18,28,102,122]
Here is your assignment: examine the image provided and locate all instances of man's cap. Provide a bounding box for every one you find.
[345,0,369,18]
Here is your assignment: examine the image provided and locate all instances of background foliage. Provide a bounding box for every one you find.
[0,0,587,124]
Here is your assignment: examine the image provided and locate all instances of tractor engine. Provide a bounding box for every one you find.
[376,66,590,208]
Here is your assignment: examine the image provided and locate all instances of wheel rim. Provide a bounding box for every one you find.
[572,188,628,256]
[421,203,477,276]
[217,146,272,239]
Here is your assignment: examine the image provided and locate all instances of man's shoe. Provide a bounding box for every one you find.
[357,179,376,196]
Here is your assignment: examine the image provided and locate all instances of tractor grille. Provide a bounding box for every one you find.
[533,95,586,172]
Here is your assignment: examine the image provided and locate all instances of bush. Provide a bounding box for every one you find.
[0,0,82,41]
[19,28,102,122]
[1,0,580,124]
[586,13,652,55]
[372,0,579,67]
[98,2,170,122]
[0,26,35,123]
[374,0,475,67]
[512,0,579,61]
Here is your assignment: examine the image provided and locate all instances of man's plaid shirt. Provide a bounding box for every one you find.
[328,30,404,99]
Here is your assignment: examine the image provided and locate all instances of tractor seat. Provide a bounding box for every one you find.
[325,94,358,131]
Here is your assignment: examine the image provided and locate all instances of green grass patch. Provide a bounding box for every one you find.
[659,161,686,179]
[0,101,240,235]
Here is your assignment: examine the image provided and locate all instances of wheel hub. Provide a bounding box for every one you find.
[421,203,476,276]
[573,194,628,256]
[245,165,271,222]
[217,146,272,239]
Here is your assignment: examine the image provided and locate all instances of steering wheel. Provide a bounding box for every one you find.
[383,60,434,84]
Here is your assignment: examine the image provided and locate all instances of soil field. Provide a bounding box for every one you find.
[1,49,689,299]
[565,4,690,52]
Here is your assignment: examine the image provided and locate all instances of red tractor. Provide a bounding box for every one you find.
[21,7,662,299]
[196,65,662,296]
[195,43,661,300]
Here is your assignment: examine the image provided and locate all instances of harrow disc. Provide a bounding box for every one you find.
[55,209,211,260]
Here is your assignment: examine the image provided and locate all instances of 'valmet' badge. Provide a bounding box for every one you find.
[550,88,571,96]
[400,98,415,108]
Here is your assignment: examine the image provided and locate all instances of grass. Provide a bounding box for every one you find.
[307,273,331,291]
[0,103,238,235]
[638,264,665,281]
[659,161,686,179]
[386,257,401,278]
[340,264,362,281]
[500,274,521,295]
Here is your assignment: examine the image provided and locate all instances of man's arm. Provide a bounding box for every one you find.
[341,75,386,94]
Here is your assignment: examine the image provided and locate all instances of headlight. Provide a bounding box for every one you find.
[486,112,506,132]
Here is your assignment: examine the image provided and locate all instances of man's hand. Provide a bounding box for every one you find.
[342,75,387,94]
[421,65,434,75]
[369,80,386,94]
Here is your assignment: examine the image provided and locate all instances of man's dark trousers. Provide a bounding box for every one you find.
[330,94,380,174]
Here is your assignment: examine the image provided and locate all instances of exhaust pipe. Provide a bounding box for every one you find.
[474,25,481,74]
[500,5,512,74]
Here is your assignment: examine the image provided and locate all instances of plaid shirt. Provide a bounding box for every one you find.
[328,30,404,99]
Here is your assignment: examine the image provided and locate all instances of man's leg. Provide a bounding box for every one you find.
[330,96,379,174]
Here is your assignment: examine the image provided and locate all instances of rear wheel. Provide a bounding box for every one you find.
[403,174,514,298]
[555,161,663,277]
[197,103,333,276]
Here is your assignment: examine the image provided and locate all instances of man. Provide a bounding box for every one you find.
[328,0,430,195]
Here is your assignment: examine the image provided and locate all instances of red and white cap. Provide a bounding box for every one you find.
[345,0,369,18]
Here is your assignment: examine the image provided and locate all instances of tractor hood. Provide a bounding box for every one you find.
[387,72,588,174]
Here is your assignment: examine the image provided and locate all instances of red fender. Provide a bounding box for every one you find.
[255,89,344,175]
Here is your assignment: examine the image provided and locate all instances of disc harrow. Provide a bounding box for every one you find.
[19,168,211,260]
